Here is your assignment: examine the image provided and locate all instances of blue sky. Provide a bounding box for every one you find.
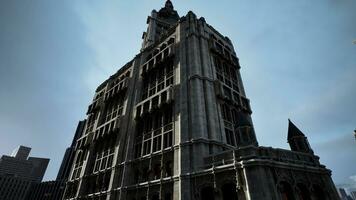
[0,0,355,190]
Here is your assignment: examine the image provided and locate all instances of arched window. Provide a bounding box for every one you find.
[279,181,295,200]
[296,183,311,200]
[222,183,238,200]
[201,186,215,200]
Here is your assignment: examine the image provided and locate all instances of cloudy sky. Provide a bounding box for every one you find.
[0,0,355,190]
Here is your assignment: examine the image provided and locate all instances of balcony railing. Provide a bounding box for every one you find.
[86,97,104,114]
[135,87,174,119]
[93,118,120,140]
[104,78,129,101]
[76,135,91,150]
[203,146,320,169]
[141,46,174,76]
[210,39,240,67]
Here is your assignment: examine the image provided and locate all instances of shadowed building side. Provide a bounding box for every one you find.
[26,121,86,200]
[57,120,86,181]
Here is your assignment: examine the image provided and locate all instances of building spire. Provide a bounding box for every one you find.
[287,119,305,141]
[165,0,174,10]
[157,0,179,21]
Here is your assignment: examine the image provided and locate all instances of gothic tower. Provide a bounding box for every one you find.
[142,0,179,49]
[63,1,340,200]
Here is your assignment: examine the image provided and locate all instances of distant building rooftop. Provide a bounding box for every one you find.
[0,145,49,182]
[11,145,31,160]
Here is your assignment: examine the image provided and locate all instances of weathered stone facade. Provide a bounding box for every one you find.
[63,1,340,200]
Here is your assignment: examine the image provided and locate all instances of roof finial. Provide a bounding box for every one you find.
[165,0,174,10]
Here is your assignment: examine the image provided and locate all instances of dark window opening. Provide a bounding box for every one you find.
[164,161,173,177]
[163,131,173,149]
[164,193,172,200]
[152,136,162,152]
[151,194,159,200]
[225,129,235,146]
[296,183,311,200]
[223,86,232,100]
[201,186,215,200]
[153,164,161,179]
[168,38,175,45]
[142,167,149,182]
[279,181,295,200]
[311,185,326,200]
[222,183,238,200]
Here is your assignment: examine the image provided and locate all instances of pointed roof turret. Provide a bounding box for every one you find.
[165,0,174,10]
[158,0,179,21]
[287,119,305,141]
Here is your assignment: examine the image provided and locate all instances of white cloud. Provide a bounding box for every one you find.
[338,175,356,192]
[350,175,356,183]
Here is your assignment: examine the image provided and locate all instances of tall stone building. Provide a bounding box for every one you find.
[63,1,340,200]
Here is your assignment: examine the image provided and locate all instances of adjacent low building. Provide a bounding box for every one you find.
[338,188,356,200]
[0,146,49,200]
[0,176,32,200]
[351,191,356,200]
[26,179,66,200]
[57,120,86,181]
[26,121,85,200]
